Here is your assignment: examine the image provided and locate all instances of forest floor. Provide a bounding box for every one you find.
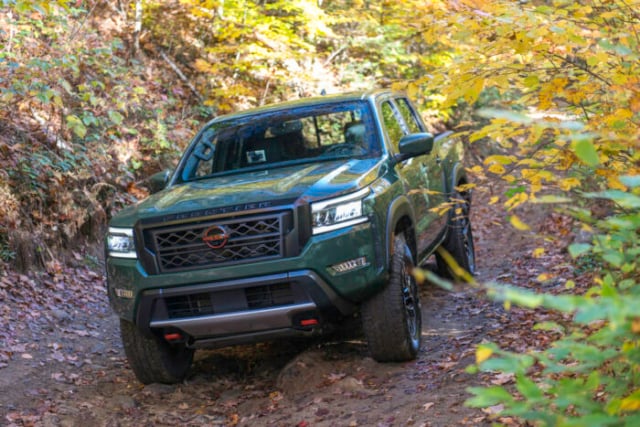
[0,175,584,427]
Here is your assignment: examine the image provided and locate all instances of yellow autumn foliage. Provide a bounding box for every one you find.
[509,215,531,231]
[475,345,493,364]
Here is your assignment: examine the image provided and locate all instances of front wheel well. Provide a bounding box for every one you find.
[447,177,472,219]
[394,216,416,262]
[455,177,472,204]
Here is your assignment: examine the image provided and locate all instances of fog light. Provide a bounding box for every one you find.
[114,288,134,299]
[330,256,368,274]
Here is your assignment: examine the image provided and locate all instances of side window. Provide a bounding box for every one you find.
[381,101,404,153]
[396,98,423,134]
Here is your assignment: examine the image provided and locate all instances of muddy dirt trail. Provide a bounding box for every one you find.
[0,180,565,427]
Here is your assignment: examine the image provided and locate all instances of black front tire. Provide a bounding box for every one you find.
[120,319,194,385]
[437,191,476,279]
[361,233,422,362]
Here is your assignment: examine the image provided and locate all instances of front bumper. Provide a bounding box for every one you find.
[138,270,351,348]
[106,221,387,347]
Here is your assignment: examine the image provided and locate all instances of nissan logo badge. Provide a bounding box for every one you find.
[202,225,229,249]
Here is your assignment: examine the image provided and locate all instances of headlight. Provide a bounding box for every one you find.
[106,227,137,258]
[311,188,369,234]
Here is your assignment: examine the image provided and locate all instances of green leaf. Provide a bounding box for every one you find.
[603,216,639,230]
[542,294,578,312]
[568,243,592,258]
[465,386,514,407]
[598,39,634,56]
[586,190,640,209]
[516,375,543,400]
[574,302,609,324]
[572,139,599,166]
[585,370,600,391]
[602,250,624,267]
[66,114,87,139]
[533,321,565,334]
[59,78,73,95]
[420,268,453,291]
[108,110,124,125]
[619,175,640,188]
[481,354,535,374]
[524,75,539,88]
[502,287,544,308]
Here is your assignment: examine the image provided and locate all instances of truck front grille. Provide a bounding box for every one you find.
[145,212,290,273]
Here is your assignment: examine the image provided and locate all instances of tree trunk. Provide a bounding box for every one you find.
[132,0,142,56]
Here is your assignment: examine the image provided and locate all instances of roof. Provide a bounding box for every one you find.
[210,89,393,123]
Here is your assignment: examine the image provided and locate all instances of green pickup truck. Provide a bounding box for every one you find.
[105,89,475,384]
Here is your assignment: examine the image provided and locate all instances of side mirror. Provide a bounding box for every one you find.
[395,132,434,162]
[147,169,172,194]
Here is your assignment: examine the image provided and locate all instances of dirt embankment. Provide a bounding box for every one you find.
[0,178,576,427]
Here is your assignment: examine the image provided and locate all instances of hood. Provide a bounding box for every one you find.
[111,158,382,226]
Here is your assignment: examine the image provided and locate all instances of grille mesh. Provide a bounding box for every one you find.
[166,292,213,318]
[146,213,286,273]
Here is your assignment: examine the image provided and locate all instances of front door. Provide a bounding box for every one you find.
[380,99,447,262]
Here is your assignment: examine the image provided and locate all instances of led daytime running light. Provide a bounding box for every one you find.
[312,188,369,234]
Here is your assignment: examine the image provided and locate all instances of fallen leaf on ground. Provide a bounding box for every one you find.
[482,404,504,415]
[491,372,514,385]
[423,402,435,411]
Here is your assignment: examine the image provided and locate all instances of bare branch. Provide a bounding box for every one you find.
[159,50,204,103]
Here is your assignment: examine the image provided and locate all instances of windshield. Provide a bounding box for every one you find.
[177,101,380,183]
